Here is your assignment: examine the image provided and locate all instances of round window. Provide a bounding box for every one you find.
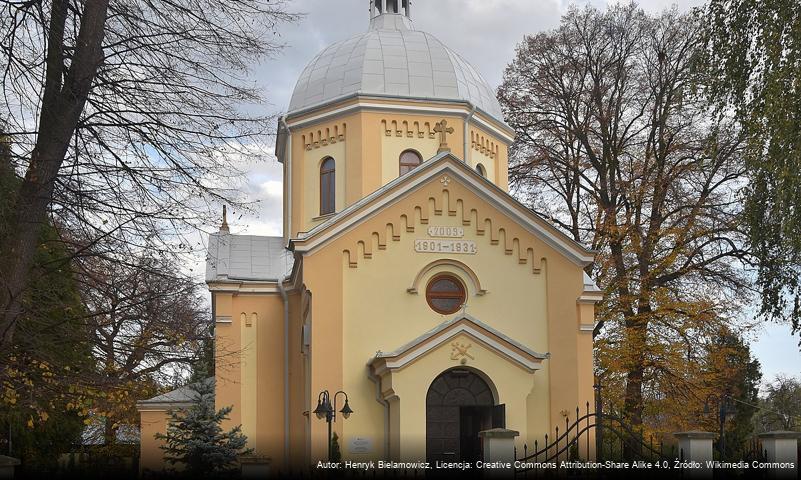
[426,274,466,314]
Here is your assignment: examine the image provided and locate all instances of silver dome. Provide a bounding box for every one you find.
[287,13,504,122]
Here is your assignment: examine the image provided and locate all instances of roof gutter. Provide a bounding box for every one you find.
[281,117,292,243]
[278,273,290,468]
[367,365,391,457]
[464,105,477,163]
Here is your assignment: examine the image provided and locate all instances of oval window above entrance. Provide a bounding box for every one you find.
[426,274,466,314]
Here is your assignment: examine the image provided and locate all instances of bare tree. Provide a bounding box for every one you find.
[498,4,752,429]
[756,375,801,431]
[0,0,298,349]
[75,247,209,444]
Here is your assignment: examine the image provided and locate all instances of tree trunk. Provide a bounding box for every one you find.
[0,0,110,350]
[104,417,117,447]
[622,296,652,457]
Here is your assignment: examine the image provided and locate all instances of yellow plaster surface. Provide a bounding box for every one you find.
[286,102,511,236]
[296,170,592,460]
[139,410,169,473]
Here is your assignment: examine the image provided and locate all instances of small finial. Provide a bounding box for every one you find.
[434,119,455,153]
[220,205,230,233]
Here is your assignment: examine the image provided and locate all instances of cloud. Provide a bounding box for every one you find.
[259,180,284,199]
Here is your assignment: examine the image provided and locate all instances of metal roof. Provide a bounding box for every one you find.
[206,234,294,282]
[288,13,504,122]
[138,378,214,408]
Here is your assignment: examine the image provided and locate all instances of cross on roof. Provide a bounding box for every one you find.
[434,119,455,154]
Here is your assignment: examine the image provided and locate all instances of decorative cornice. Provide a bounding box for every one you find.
[407,259,487,296]
[368,314,548,376]
[301,122,346,151]
[577,293,604,305]
[283,95,514,143]
[290,153,596,267]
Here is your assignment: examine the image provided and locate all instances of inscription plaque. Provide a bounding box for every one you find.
[348,437,373,454]
[427,226,464,238]
[414,239,477,255]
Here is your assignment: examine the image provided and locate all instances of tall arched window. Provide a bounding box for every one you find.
[399,150,422,176]
[476,163,487,177]
[320,157,335,215]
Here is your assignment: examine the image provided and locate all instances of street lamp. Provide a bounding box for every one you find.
[314,390,354,461]
[704,393,736,458]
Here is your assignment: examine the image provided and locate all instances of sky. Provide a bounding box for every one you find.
[222,0,799,385]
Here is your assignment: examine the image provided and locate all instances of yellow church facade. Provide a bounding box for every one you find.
[138,1,601,474]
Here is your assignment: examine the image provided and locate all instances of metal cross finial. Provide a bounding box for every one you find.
[434,119,455,153]
[220,205,230,233]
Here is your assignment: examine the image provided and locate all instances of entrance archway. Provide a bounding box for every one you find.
[425,368,505,462]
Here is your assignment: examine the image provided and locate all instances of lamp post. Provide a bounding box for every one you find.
[313,390,354,461]
[704,393,736,459]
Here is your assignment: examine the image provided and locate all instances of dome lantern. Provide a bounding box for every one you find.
[371,0,411,20]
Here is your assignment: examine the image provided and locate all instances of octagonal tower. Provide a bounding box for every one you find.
[277,1,514,241]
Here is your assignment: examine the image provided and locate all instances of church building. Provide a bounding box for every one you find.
[138,0,601,473]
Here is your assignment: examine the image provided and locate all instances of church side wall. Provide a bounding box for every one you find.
[214,290,302,470]
[299,252,346,463]
[215,293,241,429]
[469,125,509,188]
[287,289,308,467]
[138,410,169,473]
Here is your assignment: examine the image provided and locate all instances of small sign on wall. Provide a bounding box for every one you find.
[348,437,373,454]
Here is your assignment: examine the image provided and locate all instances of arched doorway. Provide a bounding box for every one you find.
[426,368,505,462]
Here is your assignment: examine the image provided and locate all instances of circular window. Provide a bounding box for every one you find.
[426,274,466,314]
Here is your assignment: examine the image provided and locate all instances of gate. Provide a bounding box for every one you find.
[513,402,676,476]
[513,386,774,477]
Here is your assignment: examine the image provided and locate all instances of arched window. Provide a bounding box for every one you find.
[320,157,335,215]
[426,274,466,315]
[476,163,487,177]
[399,150,422,176]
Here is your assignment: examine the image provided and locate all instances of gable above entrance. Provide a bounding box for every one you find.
[289,152,596,267]
[368,315,549,376]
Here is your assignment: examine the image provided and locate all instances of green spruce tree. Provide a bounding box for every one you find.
[0,131,93,473]
[156,379,251,476]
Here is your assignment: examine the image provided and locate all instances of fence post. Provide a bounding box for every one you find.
[479,428,519,477]
[673,431,715,478]
[594,382,603,462]
[757,431,801,479]
[239,454,271,478]
[0,456,20,480]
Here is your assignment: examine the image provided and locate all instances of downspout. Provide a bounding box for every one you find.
[278,274,290,468]
[367,363,391,457]
[281,117,292,241]
[463,105,477,164]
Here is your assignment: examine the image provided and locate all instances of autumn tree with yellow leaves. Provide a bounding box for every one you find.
[499,4,758,437]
